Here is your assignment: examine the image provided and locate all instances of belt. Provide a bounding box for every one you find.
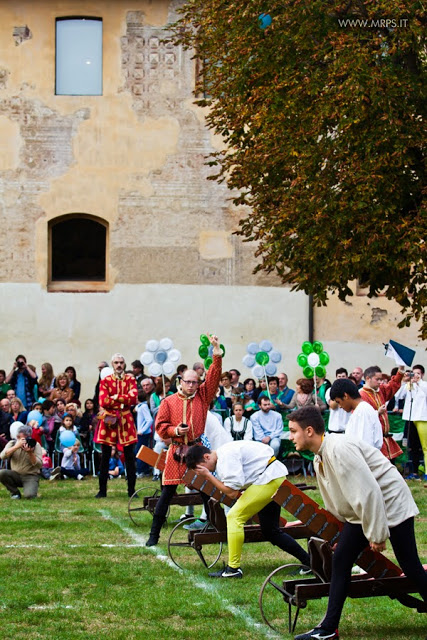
[171,436,202,447]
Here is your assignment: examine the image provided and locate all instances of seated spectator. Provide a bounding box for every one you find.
[219,372,233,407]
[135,390,154,478]
[212,390,229,423]
[258,376,288,413]
[28,419,44,446]
[5,355,37,409]
[65,402,82,428]
[131,360,145,390]
[229,368,245,405]
[254,377,267,402]
[54,398,66,424]
[277,373,295,405]
[49,372,74,404]
[330,378,383,449]
[51,439,90,481]
[0,369,12,400]
[242,378,257,418]
[65,366,81,403]
[283,378,327,412]
[10,397,28,424]
[37,363,56,399]
[224,402,253,441]
[6,389,16,401]
[79,398,98,449]
[0,424,42,498]
[316,374,331,404]
[250,396,283,456]
[149,378,172,418]
[40,446,53,479]
[57,414,79,453]
[108,445,125,479]
[0,399,13,450]
[325,369,351,434]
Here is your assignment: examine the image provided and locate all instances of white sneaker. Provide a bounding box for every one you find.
[77,474,84,480]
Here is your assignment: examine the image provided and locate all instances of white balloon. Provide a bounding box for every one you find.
[252,365,265,379]
[100,366,114,380]
[265,363,277,376]
[159,337,173,351]
[259,339,273,352]
[307,353,320,367]
[148,362,162,377]
[168,349,181,363]
[242,354,256,368]
[140,351,153,366]
[247,342,259,355]
[146,339,159,352]
[270,350,282,363]
[10,421,24,440]
[162,361,175,376]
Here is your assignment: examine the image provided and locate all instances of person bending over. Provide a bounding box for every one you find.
[185,440,310,578]
[288,406,427,640]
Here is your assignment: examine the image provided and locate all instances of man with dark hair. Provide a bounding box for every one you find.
[5,355,37,410]
[325,370,350,434]
[185,439,310,578]
[335,368,348,378]
[131,360,145,390]
[288,406,427,640]
[360,365,404,444]
[329,379,383,448]
[251,396,283,456]
[0,424,42,499]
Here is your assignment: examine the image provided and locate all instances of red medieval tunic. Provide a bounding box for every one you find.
[95,373,138,447]
[359,371,404,435]
[156,354,222,485]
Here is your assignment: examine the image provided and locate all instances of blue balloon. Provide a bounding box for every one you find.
[258,13,272,29]
[27,410,43,425]
[60,431,76,448]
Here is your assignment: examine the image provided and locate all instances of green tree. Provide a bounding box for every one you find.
[172,0,427,338]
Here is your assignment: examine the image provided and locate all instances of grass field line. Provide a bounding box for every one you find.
[100,509,280,640]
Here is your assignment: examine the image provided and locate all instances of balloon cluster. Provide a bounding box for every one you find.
[242,340,282,379]
[296,341,329,379]
[258,13,272,29]
[140,338,181,377]
[198,334,225,369]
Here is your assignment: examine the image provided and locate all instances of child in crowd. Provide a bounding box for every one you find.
[109,445,125,479]
[51,439,90,481]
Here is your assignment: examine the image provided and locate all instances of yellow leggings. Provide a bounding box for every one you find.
[226,476,285,568]
[414,421,427,471]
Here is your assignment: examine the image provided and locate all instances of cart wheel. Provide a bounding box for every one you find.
[259,563,320,635]
[168,517,223,570]
[128,486,161,527]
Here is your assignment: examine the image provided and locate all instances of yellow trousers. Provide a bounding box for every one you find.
[414,421,427,472]
[226,476,285,568]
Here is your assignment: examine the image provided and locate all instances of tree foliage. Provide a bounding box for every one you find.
[171,0,427,339]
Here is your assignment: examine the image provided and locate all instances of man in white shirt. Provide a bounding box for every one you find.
[185,440,310,578]
[251,397,283,455]
[288,406,427,640]
[326,368,351,434]
[329,379,383,449]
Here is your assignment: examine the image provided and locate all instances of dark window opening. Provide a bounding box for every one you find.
[51,218,106,281]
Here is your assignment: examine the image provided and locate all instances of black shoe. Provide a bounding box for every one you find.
[145,535,159,547]
[95,492,107,499]
[294,627,339,640]
[208,564,243,579]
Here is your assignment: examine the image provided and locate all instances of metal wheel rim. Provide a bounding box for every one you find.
[167,517,223,570]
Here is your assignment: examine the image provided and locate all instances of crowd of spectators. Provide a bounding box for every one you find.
[0,354,426,498]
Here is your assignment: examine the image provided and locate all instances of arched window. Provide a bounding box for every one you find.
[49,215,108,292]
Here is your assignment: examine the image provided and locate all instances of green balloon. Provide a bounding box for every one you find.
[297,353,308,367]
[303,365,314,378]
[315,365,326,378]
[255,351,269,366]
[301,341,313,355]
[319,351,330,366]
[220,343,226,357]
[200,334,210,346]
[313,341,323,354]
[198,345,209,359]
[204,357,213,369]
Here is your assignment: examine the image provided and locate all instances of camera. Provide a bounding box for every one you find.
[17,360,25,369]
[25,437,37,448]
[406,370,414,378]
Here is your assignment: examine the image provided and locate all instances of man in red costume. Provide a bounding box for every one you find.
[146,333,222,546]
[95,354,138,498]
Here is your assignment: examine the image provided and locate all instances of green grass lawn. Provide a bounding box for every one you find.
[0,476,425,640]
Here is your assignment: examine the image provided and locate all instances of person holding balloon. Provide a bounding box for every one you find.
[0,423,42,499]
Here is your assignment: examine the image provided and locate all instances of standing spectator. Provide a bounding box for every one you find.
[251,397,283,456]
[65,366,81,403]
[41,399,57,456]
[224,403,253,441]
[141,378,155,407]
[170,364,188,392]
[5,355,37,410]
[150,378,173,418]
[6,389,16,401]
[93,360,109,410]
[49,373,74,405]
[95,353,138,499]
[326,368,351,434]
[330,379,383,449]
[0,424,42,499]
[37,363,56,399]
[394,365,427,479]
[0,369,11,400]
[219,372,233,409]
[277,373,295,404]
[242,378,258,419]
[351,366,365,389]
[193,362,206,381]
[131,360,145,390]
[283,378,327,412]
[10,398,28,425]
[79,398,98,450]
[135,389,154,478]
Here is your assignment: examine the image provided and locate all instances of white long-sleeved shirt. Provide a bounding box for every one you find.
[224,416,253,441]
[394,380,427,421]
[251,409,283,441]
[325,388,351,432]
[216,440,288,490]
[135,401,154,435]
[346,401,383,449]
[314,434,419,543]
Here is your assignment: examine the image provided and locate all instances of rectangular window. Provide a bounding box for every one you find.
[56,17,102,95]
